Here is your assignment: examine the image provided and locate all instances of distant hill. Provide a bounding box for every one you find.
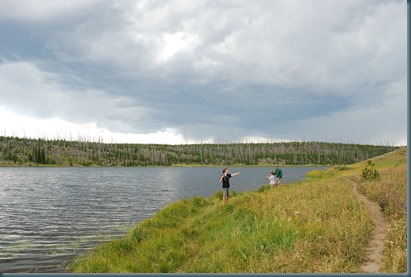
[0,136,399,166]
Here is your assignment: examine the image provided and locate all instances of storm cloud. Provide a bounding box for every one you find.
[0,0,407,145]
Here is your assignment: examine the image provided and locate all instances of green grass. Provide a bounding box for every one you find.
[70,147,407,273]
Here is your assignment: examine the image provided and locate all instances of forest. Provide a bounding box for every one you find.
[0,136,399,166]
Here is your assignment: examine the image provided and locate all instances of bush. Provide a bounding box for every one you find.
[361,160,380,180]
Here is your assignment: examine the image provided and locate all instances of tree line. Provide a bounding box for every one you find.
[0,136,399,166]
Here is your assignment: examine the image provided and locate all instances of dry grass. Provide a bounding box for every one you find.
[70,147,407,273]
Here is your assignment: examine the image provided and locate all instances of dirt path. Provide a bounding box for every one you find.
[350,180,389,273]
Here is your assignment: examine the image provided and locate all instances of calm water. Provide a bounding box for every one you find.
[0,166,327,273]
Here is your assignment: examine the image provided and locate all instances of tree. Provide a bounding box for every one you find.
[361,160,380,180]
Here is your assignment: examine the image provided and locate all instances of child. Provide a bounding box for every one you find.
[267,171,275,189]
[219,168,240,204]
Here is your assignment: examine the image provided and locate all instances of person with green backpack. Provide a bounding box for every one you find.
[273,165,283,189]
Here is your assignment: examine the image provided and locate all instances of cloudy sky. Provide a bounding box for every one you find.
[0,0,407,145]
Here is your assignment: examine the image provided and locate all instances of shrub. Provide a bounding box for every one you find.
[335,165,352,171]
[361,160,380,180]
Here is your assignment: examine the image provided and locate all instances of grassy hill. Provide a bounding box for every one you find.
[70,147,407,273]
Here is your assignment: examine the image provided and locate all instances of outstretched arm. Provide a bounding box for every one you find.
[231,172,240,177]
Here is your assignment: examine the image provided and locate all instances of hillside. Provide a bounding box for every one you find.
[70,147,407,273]
[0,136,399,166]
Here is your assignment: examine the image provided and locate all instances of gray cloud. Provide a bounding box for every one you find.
[0,0,406,144]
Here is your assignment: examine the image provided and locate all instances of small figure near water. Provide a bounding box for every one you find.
[267,171,276,189]
[273,165,283,189]
[219,168,240,204]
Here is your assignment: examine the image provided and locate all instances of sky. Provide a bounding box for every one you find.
[0,0,407,145]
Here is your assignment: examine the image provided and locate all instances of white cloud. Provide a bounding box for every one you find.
[0,61,150,133]
[0,108,192,144]
[158,32,200,61]
[23,0,405,93]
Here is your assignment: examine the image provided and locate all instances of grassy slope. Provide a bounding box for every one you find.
[70,147,407,273]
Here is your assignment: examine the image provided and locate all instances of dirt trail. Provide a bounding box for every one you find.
[350,180,389,273]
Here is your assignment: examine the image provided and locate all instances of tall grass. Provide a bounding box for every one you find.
[352,147,407,272]
[322,146,407,272]
[70,147,407,273]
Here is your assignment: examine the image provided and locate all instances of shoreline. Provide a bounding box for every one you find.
[69,148,407,273]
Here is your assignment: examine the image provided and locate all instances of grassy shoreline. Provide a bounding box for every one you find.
[70,147,407,273]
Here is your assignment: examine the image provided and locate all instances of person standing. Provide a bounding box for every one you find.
[267,171,275,190]
[273,165,283,189]
[219,168,240,204]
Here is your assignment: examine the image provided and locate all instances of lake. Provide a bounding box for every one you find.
[0,166,328,273]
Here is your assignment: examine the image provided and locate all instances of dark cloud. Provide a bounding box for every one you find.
[0,0,406,145]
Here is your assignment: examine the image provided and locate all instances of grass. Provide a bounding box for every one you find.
[312,146,407,272]
[70,147,407,273]
[3,240,36,258]
[353,147,407,272]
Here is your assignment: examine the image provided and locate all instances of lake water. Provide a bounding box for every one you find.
[0,166,328,273]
